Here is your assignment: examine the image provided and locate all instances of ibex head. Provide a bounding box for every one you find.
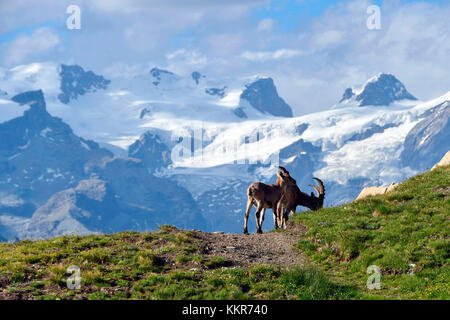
[276,166,296,191]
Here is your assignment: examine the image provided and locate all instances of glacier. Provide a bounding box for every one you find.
[0,62,449,239]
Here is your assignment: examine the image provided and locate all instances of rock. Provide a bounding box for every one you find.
[372,210,386,218]
[205,87,226,98]
[356,186,388,200]
[356,183,398,200]
[431,150,450,171]
[386,183,399,193]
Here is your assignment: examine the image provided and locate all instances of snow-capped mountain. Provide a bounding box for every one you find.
[338,73,417,106]
[0,62,448,239]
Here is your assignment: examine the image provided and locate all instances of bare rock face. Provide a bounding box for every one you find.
[431,150,450,171]
[240,78,293,117]
[58,64,110,104]
[128,131,172,172]
[356,183,398,200]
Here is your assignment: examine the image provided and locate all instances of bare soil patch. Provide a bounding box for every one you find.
[192,222,308,268]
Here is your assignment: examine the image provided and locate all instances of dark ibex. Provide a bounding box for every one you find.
[277,171,325,229]
[243,166,296,235]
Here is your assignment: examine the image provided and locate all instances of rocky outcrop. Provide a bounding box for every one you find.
[356,183,398,200]
[356,149,450,201]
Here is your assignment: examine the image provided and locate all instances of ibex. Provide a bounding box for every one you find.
[243,166,296,235]
[277,171,325,228]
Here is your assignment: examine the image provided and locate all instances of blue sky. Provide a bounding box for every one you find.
[1,0,449,114]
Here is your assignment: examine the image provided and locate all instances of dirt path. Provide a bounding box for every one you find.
[191,222,308,268]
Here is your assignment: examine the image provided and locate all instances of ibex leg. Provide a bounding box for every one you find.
[259,208,267,229]
[243,197,253,235]
[255,201,264,234]
[283,205,296,229]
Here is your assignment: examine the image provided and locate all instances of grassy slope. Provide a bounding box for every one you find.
[0,166,448,300]
[293,165,449,299]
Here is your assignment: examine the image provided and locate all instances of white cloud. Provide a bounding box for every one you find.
[3,27,60,66]
[166,49,209,74]
[207,33,245,56]
[102,62,150,79]
[311,30,343,49]
[241,49,303,62]
[257,18,275,32]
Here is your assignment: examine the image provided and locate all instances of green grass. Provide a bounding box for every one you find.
[292,165,450,299]
[0,225,356,300]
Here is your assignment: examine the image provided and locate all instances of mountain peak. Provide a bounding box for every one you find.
[240,77,293,117]
[58,64,110,104]
[11,90,46,113]
[191,71,203,85]
[339,73,417,106]
[149,67,177,86]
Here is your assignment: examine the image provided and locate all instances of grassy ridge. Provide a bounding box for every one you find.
[293,165,450,299]
[0,226,355,300]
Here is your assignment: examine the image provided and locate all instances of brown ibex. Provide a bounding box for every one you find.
[277,173,325,229]
[243,166,296,235]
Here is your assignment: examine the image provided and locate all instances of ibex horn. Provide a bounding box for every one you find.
[312,177,325,195]
[309,184,321,197]
[278,166,289,175]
